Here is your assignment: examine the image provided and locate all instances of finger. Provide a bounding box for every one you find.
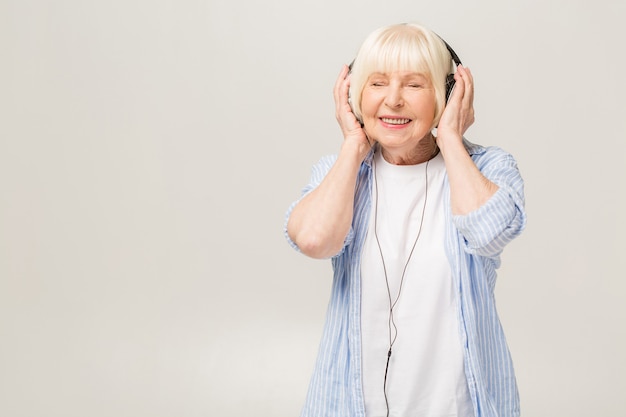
[459,66,474,106]
[455,67,472,98]
[333,65,350,104]
[333,65,361,131]
[450,70,465,104]
[457,66,475,129]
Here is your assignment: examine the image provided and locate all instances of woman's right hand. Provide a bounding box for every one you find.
[333,65,372,160]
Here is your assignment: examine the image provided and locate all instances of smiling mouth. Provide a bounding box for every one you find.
[380,117,411,125]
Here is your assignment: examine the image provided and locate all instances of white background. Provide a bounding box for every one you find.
[1,0,624,416]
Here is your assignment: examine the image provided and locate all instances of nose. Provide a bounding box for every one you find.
[384,85,404,108]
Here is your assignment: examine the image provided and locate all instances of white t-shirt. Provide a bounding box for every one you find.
[360,149,474,417]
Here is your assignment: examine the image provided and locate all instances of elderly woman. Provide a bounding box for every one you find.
[285,23,526,417]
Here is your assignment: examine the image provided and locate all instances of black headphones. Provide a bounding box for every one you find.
[441,37,463,102]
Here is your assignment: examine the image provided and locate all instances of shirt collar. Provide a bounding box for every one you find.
[363,143,377,167]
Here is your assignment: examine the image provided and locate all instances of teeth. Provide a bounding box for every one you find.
[381,117,410,125]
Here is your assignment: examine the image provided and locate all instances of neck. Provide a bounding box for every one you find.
[380,135,438,165]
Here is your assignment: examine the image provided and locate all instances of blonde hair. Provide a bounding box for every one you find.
[349,23,455,126]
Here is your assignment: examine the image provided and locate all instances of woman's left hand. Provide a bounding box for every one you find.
[436,65,475,141]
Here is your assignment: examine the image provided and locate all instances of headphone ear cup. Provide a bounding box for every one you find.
[445,73,456,103]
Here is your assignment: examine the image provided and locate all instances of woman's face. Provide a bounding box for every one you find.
[360,71,436,160]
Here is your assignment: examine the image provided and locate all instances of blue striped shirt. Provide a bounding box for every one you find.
[285,140,526,417]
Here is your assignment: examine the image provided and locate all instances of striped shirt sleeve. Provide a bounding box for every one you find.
[452,147,526,261]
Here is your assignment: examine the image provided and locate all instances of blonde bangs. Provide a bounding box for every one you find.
[361,30,432,76]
